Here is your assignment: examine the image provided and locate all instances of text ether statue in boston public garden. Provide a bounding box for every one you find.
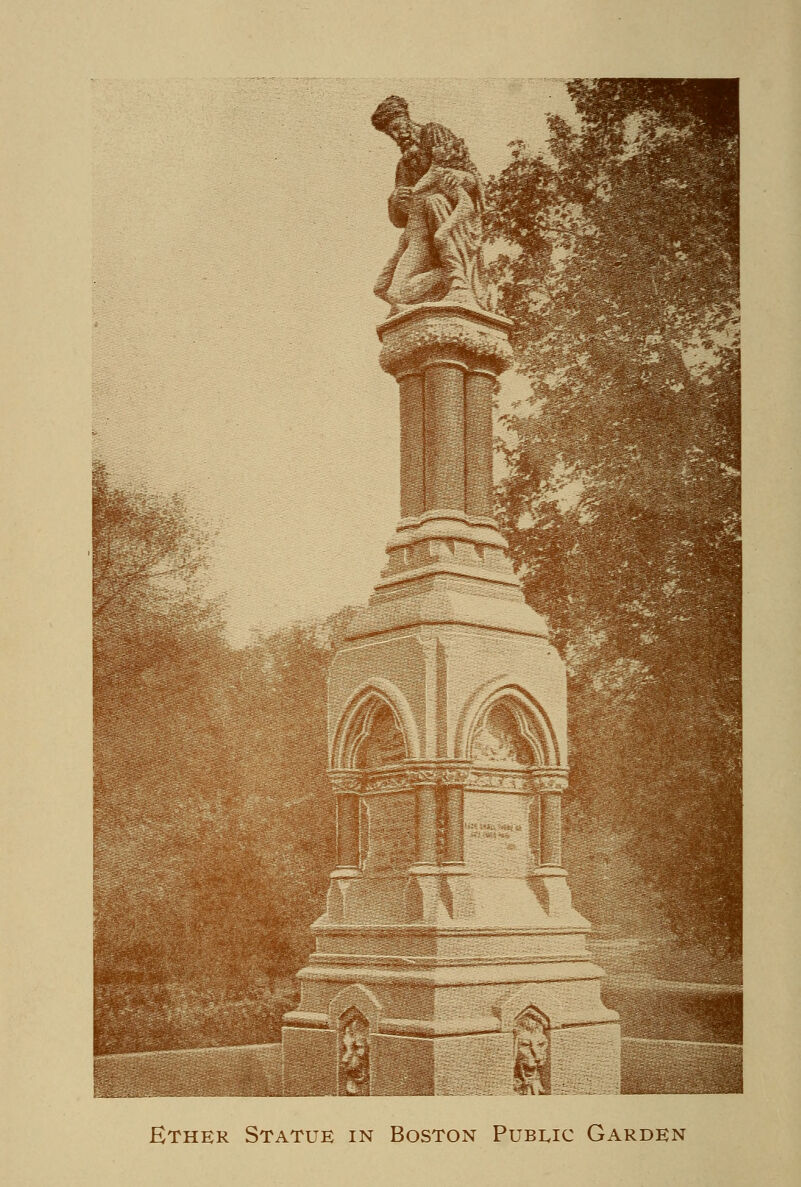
[280,98,621,1097]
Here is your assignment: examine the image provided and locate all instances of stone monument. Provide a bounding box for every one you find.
[281,97,620,1096]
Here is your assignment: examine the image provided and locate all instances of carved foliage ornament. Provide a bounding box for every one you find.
[329,771,364,795]
[378,316,514,377]
[530,773,568,795]
[513,1008,549,1096]
[332,765,567,796]
[467,769,536,792]
[361,763,471,794]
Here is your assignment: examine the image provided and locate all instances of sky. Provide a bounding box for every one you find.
[93,79,576,645]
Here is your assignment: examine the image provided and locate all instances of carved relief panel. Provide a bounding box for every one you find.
[339,1008,371,1096]
[513,1007,550,1095]
[469,699,541,766]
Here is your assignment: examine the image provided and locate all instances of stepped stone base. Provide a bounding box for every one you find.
[282,918,620,1096]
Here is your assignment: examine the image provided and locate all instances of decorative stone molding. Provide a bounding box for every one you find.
[332,763,568,796]
[530,772,569,794]
[378,311,514,378]
[361,769,409,795]
[362,761,472,795]
[513,1007,550,1096]
[466,767,537,793]
[436,792,447,863]
[408,762,472,785]
[329,771,365,795]
[327,983,384,1032]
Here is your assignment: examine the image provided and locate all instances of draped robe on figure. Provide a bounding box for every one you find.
[374,122,490,310]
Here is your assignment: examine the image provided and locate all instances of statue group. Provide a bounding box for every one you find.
[371,95,493,313]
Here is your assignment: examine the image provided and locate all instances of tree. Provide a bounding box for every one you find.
[93,459,351,1049]
[485,80,741,951]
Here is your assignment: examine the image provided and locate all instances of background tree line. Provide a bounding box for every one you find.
[94,79,740,1054]
[93,459,350,1050]
[485,79,740,953]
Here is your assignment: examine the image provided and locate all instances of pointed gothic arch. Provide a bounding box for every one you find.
[331,679,419,769]
[455,680,561,767]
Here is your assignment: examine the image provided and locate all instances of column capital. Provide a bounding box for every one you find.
[329,769,365,795]
[377,302,514,379]
[362,760,473,795]
[530,770,570,794]
[404,760,473,787]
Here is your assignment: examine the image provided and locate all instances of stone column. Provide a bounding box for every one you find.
[540,792,562,867]
[330,772,363,873]
[530,774,572,917]
[398,372,425,519]
[415,782,439,868]
[403,770,444,923]
[424,364,465,514]
[324,774,363,924]
[438,766,475,919]
[443,784,464,864]
[464,371,495,518]
[533,775,568,870]
[378,304,514,531]
[336,793,361,870]
[528,793,541,867]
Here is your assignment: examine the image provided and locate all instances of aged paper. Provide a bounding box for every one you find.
[4,1,800,1184]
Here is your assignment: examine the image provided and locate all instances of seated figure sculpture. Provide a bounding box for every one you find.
[371,95,492,312]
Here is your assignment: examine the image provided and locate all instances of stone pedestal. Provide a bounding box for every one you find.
[282,303,620,1096]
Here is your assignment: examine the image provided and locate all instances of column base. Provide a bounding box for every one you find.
[325,868,362,923]
[282,962,620,1096]
[404,866,476,922]
[530,867,575,916]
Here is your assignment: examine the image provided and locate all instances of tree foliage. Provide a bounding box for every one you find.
[93,460,351,1050]
[486,80,741,950]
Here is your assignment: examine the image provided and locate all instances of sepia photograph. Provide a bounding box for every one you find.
[91,78,742,1099]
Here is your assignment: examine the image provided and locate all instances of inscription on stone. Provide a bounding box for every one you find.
[362,793,416,875]
[463,792,529,876]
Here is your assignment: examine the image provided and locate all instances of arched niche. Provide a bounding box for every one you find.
[456,681,560,767]
[512,1005,550,1096]
[338,1007,371,1097]
[331,681,419,769]
[329,984,381,1099]
[471,699,538,765]
[327,983,383,1031]
[353,701,406,769]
